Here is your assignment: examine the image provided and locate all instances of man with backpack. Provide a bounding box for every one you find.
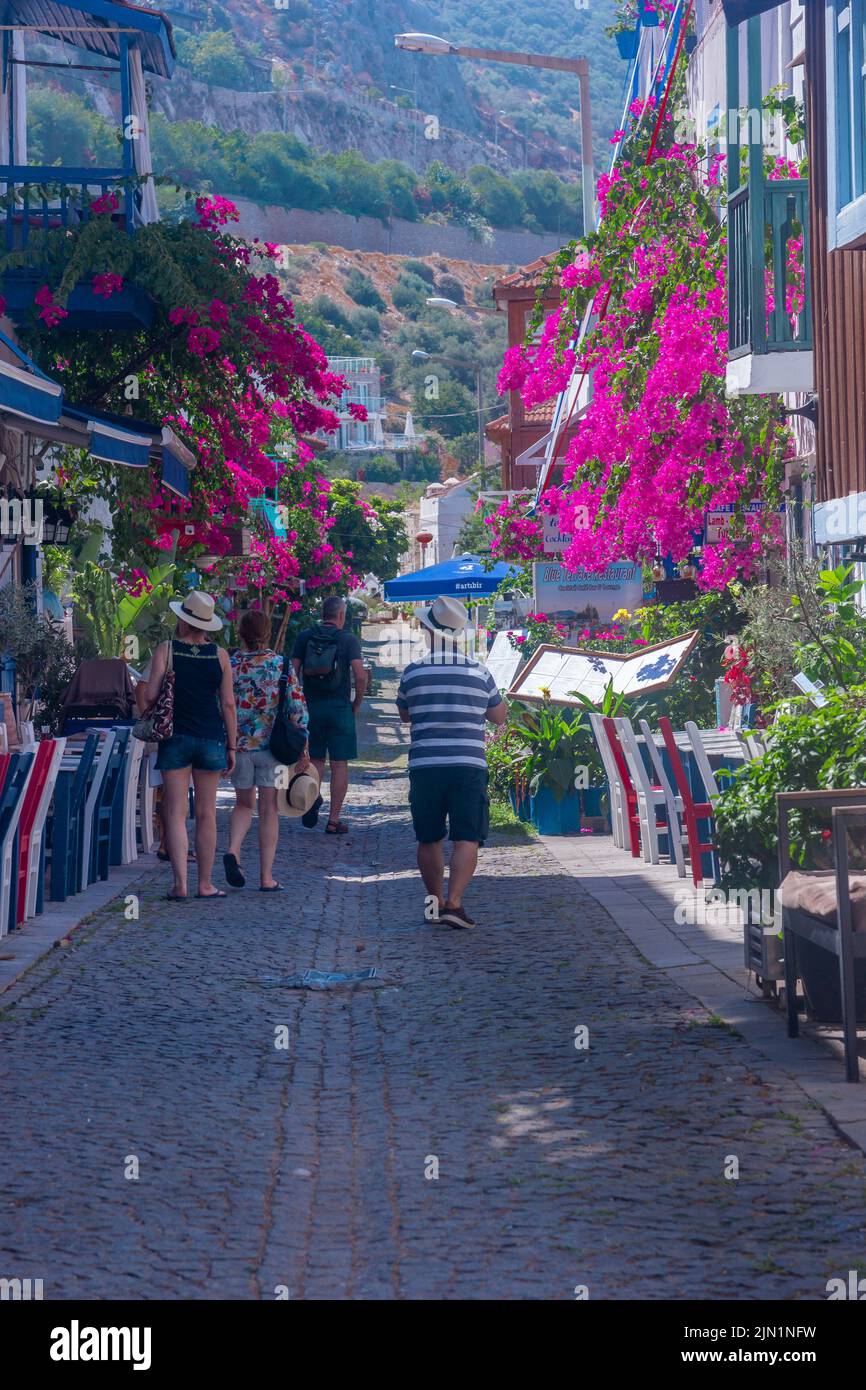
[292,596,366,835]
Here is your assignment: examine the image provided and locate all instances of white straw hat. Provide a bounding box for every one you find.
[276,763,322,818]
[417,595,468,638]
[168,590,223,632]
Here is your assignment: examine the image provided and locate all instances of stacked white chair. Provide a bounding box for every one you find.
[615,717,685,872]
[138,748,158,854]
[588,710,626,849]
[121,735,145,865]
[637,719,687,877]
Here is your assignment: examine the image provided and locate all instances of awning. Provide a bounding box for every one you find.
[0,331,62,425]
[721,0,784,23]
[4,0,176,77]
[160,430,196,499]
[64,406,155,468]
[384,554,516,601]
[0,356,62,424]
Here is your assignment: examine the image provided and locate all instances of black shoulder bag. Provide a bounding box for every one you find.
[268,655,308,766]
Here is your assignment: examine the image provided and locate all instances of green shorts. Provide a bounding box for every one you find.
[409,766,489,845]
[307,698,357,762]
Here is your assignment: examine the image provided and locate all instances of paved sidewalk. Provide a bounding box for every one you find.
[2,659,866,1299]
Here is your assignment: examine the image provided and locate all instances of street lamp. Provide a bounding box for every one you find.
[395,30,595,235]
[389,77,419,169]
[412,348,485,472]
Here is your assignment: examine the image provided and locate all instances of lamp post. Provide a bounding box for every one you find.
[395,30,595,234]
[412,345,484,473]
[389,78,419,170]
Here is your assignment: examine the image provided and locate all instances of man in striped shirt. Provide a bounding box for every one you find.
[397,595,508,930]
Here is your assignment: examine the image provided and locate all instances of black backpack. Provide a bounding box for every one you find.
[302,626,342,693]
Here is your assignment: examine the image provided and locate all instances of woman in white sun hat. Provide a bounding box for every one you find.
[140,590,238,902]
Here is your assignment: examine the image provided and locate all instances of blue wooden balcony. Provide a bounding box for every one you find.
[724,12,813,397]
[0,0,176,331]
[728,178,812,357]
[0,167,133,246]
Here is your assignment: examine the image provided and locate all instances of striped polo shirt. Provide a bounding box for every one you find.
[396,652,502,769]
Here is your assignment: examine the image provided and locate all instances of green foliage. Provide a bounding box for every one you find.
[343,268,386,311]
[183,29,256,89]
[413,375,475,440]
[70,559,177,660]
[327,479,407,581]
[28,87,118,166]
[715,689,866,892]
[434,273,465,304]
[504,701,602,800]
[0,582,79,728]
[391,272,429,317]
[401,259,435,285]
[790,563,866,687]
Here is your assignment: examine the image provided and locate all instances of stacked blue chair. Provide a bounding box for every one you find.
[47,733,98,903]
[90,729,128,884]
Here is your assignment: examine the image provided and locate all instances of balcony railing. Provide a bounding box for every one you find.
[728,178,812,357]
[0,168,134,251]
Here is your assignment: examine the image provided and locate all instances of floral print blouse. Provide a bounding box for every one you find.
[231,648,308,751]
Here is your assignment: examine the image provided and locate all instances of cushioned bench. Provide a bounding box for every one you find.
[778,790,866,1082]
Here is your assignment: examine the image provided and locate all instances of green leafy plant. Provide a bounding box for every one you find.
[505,700,599,801]
[714,688,866,892]
[0,582,80,729]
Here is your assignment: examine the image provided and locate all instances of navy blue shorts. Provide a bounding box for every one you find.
[156,734,227,772]
[409,766,489,845]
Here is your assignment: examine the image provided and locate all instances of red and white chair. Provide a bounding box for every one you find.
[601,716,641,857]
[588,711,627,849]
[613,717,686,874]
[21,737,66,921]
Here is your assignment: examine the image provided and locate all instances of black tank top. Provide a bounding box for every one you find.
[170,639,225,739]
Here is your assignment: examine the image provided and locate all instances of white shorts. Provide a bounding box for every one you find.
[232,747,280,790]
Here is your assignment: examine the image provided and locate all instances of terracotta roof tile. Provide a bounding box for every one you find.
[494,253,561,295]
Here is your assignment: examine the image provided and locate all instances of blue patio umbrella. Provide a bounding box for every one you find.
[383,555,516,602]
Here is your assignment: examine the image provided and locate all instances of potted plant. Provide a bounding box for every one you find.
[509,698,592,835]
[714,687,866,1018]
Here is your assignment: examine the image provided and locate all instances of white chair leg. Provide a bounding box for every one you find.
[139,752,157,854]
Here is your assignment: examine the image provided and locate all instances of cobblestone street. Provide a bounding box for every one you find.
[2,658,866,1301]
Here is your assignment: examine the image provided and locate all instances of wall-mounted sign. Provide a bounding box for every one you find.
[532,561,643,623]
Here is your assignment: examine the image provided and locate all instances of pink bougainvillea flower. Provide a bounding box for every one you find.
[92,272,123,299]
[34,285,67,328]
[90,190,119,216]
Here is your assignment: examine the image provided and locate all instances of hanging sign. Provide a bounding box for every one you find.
[705,501,784,544]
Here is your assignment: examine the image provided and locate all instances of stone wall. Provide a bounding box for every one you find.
[231,199,565,267]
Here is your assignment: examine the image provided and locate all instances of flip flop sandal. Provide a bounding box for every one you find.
[325,821,349,835]
[196,890,228,899]
[157,850,170,862]
[223,852,246,888]
[259,883,284,893]
[165,892,188,902]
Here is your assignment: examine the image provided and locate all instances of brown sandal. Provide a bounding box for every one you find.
[325,820,349,835]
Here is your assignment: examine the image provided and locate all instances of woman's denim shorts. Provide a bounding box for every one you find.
[156,734,227,773]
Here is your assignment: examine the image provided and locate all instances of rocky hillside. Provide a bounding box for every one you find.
[148,0,623,174]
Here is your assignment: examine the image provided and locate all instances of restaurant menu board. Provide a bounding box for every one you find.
[485,630,525,692]
[507,632,700,705]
